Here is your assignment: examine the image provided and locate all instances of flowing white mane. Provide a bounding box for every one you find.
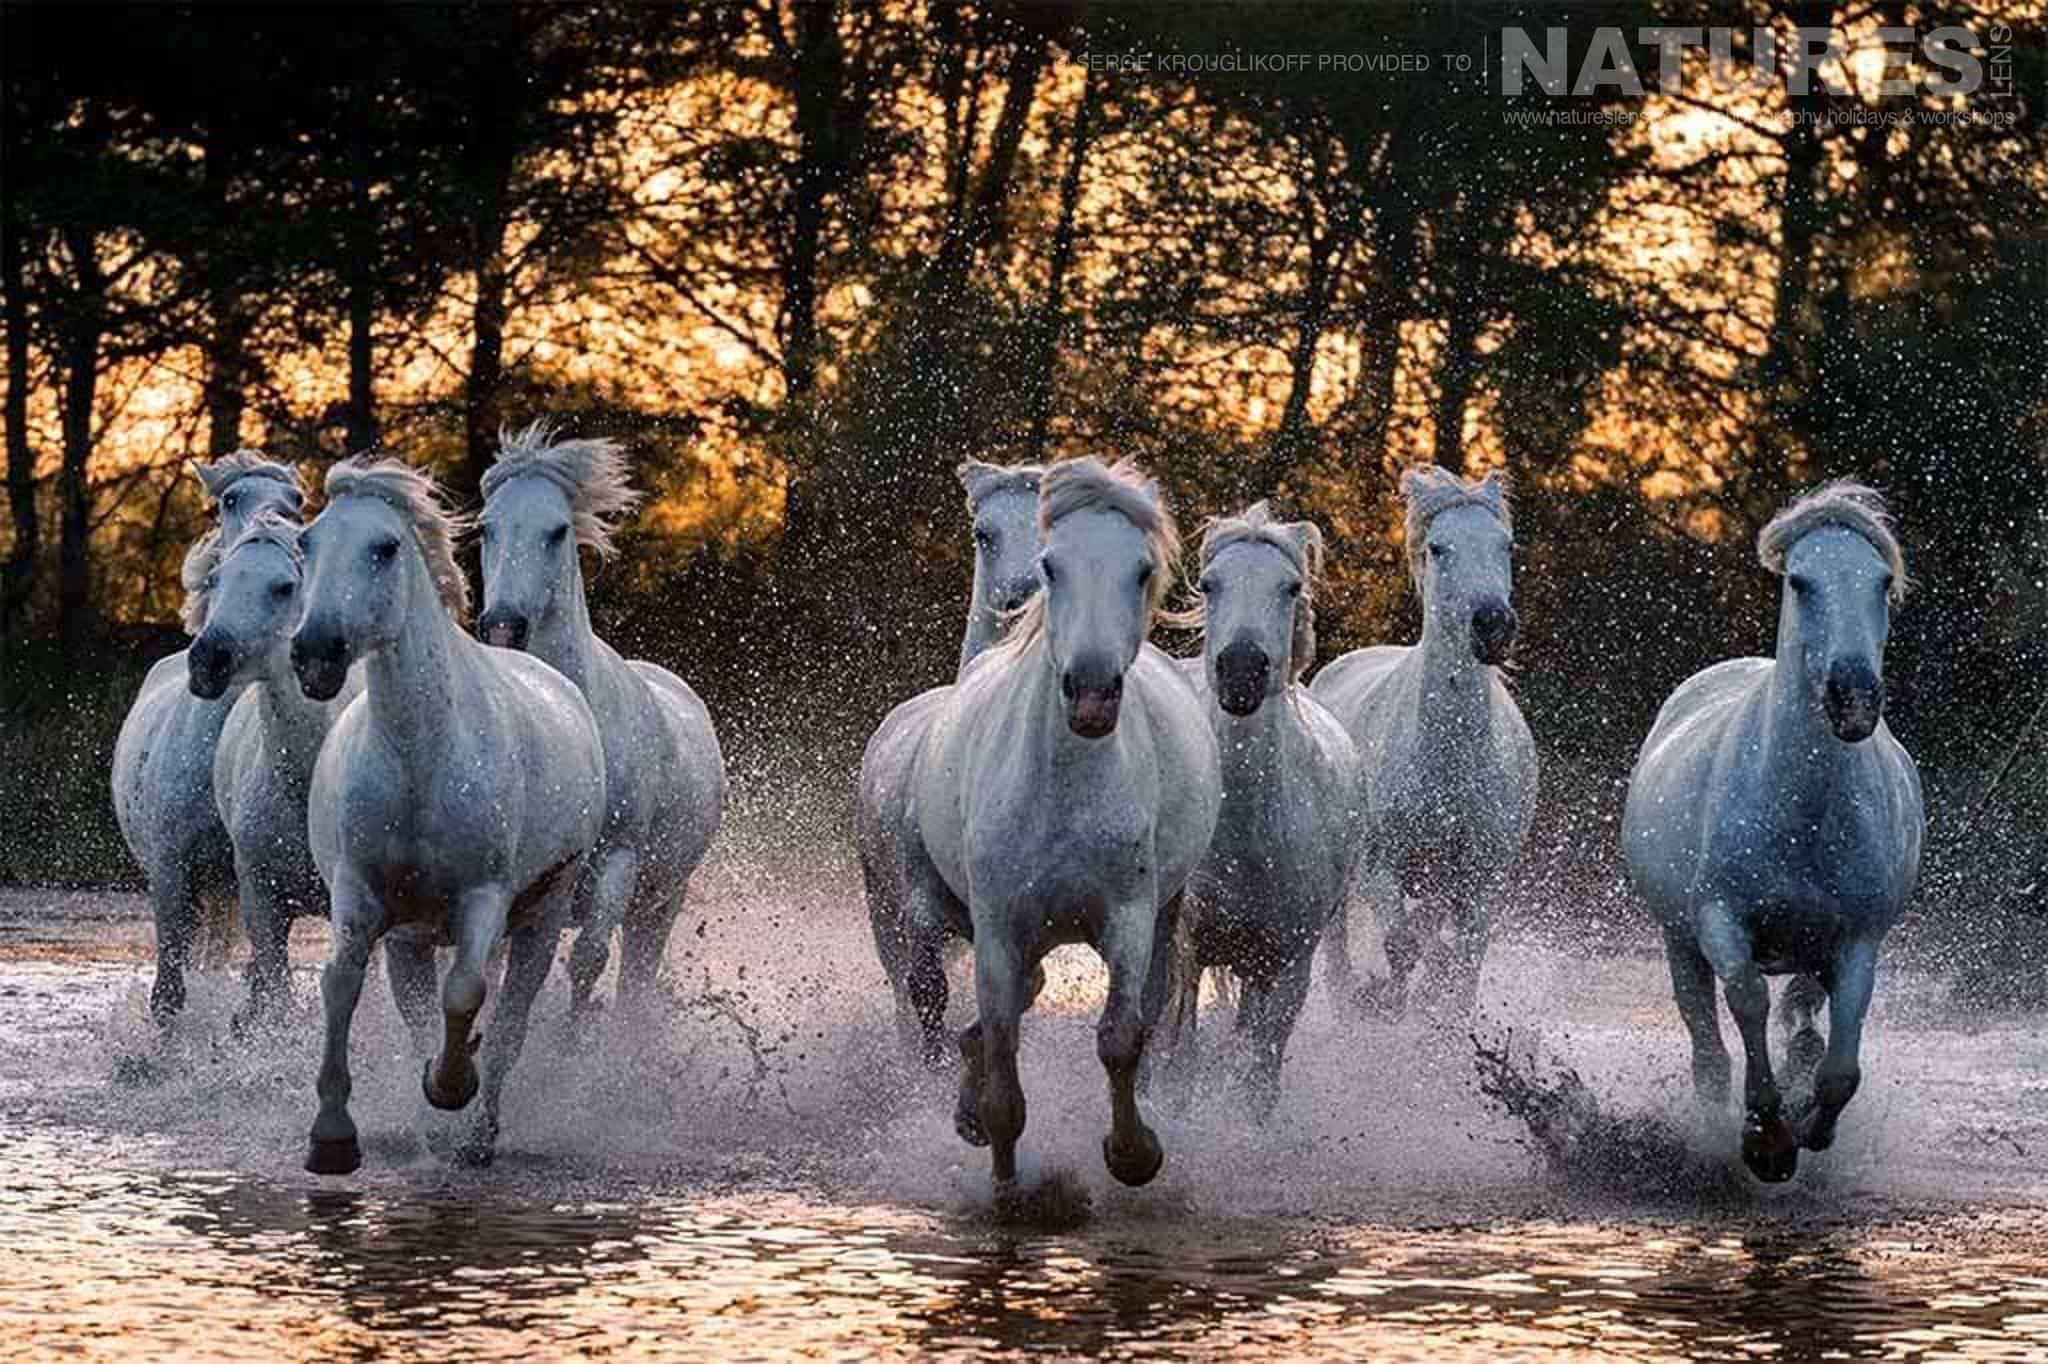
[1757,479,1908,601]
[999,457,1182,654]
[957,459,1045,508]
[1400,465,1511,588]
[481,420,643,559]
[193,449,305,510]
[325,456,474,622]
[1198,501,1325,679]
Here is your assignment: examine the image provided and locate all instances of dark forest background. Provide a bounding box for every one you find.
[1,2,2044,986]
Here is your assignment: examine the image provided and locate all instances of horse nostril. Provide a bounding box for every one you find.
[1472,602,1517,661]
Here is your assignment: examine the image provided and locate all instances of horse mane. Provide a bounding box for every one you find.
[1197,501,1326,680]
[1400,465,1511,588]
[957,459,1045,509]
[324,455,474,623]
[179,529,222,637]
[481,419,642,559]
[191,449,305,512]
[1757,479,1908,601]
[998,457,1182,655]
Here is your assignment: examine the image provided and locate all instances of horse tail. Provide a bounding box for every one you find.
[1159,898,1204,1054]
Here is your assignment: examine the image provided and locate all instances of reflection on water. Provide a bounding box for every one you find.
[4,887,2047,1359]
[5,1130,2047,1360]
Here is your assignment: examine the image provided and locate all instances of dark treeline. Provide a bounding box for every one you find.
[1,2,2045,959]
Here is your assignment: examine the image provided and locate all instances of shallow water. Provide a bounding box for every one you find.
[4,877,2047,1360]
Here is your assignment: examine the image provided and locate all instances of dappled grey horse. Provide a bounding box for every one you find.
[111,452,304,1023]
[1162,503,1361,1116]
[857,459,1043,1064]
[1311,467,1535,1019]
[475,423,724,1030]
[901,458,1220,1194]
[1623,481,1923,1182]
[293,457,604,1173]
[188,513,356,1032]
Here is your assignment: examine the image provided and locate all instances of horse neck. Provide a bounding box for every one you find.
[251,649,332,773]
[1763,609,1854,811]
[527,556,596,693]
[1415,588,1492,741]
[365,572,467,761]
[958,589,1002,676]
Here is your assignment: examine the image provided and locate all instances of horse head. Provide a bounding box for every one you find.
[1195,502,1322,717]
[477,424,638,653]
[188,514,304,700]
[292,458,470,701]
[1403,467,1516,666]
[1759,481,1907,744]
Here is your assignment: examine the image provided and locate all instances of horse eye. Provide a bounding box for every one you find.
[973,528,994,551]
[1136,563,1154,586]
[1197,577,1216,595]
[271,581,295,601]
[1879,574,1895,596]
[1284,581,1302,598]
[372,537,399,562]
[222,492,240,511]
[548,525,570,546]
[1789,574,1813,595]
[1428,543,1448,559]
[1041,558,1058,584]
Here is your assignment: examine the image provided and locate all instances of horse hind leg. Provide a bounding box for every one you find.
[618,872,689,1021]
[232,877,294,1037]
[1235,948,1315,1121]
[1778,971,1828,1091]
[1697,901,1797,1182]
[383,938,439,1052]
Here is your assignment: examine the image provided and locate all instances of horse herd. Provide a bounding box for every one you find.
[110,431,1923,1193]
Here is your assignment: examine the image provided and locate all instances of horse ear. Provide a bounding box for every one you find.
[1397,467,1434,502]
[1475,470,1509,514]
[191,460,226,501]
[1288,520,1325,577]
[957,461,1001,506]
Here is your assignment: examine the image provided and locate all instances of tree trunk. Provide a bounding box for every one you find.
[783,0,839,402]
[1024,70,1095,464]
[56,221,104,649]
[1351,194,1418,476]
[2,169,35,640]
[344,89,379,453]
[929,28,1048,304]
[460,139,516,505]
[1430,261,1482,471]
[1265,191,1363,492]
[200,133,249,456]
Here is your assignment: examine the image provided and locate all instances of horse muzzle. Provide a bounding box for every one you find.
[1472,600,1517,665]
[186,633,235,700]
[1823,663,1883,743]
[1063,669,1124,738]
[290,628,351,701]
[476,606,530,651]
[1214,639,1269,717]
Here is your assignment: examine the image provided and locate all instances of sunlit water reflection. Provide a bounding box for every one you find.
[3,880,2045,1359]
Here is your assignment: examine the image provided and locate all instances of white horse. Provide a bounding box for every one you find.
[1162,504,1362,1116]
[1623,481,1923,1182]
[112,452,305,1022]
[857,460,1044,1065]
[291,457,605,1173]
[1311,467,1536,1019]
[187,513,356,1032]
[474,424,724,1028]
[905,458,1220,1193]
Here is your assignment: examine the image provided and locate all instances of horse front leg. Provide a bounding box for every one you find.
[232,873,293,1037]
[307,873,384,1175]
[459,879,571,1166]
[1662,924,1731,1105]
[567,847,637,1031]
[1235,945,1315,1121]
[423,884,510,1114]
[618,876,687,1020]
[967,933,1032,1191]
[1800,936,1877,1153]
[1100,895,1166,1188]
[1697,900,1797,1182]
[147,864,199,1025]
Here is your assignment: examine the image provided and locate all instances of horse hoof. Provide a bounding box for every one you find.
[422,1056,480,1112]
[1103,1125,1164,1187]
[454,1135,497,1168]
[305,1133,362,1176]
[1742,1117,1799,1183]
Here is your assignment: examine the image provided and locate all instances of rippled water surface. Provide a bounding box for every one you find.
[4,882,2046,1360]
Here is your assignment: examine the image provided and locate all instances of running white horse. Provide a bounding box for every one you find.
[1623,481,1923,1182]
[112,452,305,1022]
[858,459,1044,1065]
[291,457,604,1173]
[188,513,356,1032]
[474,423,724,1028]
[1311,467,1536,1019]
[1161,504,1362,1116]
[903,458,1220,1194]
